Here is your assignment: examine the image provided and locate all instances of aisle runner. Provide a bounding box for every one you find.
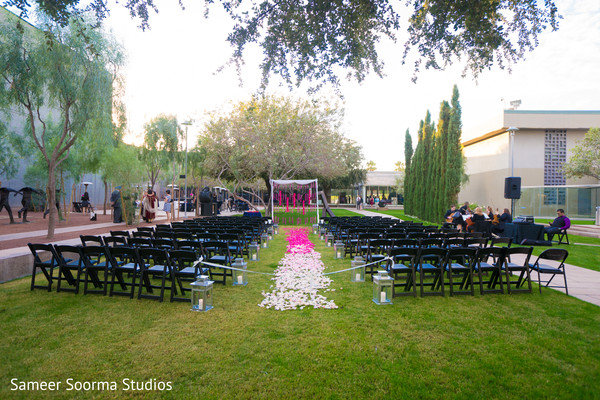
[259,228,338,310]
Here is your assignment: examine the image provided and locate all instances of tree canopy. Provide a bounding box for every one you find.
[562,127,600,181]
[5,0,560,90]
[141,114,182,189]
[200,95,361,209]
[0,13,123,237]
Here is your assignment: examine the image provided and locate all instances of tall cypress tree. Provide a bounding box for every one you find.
[446,85,464,206]
[434,101,451,221]
[404,129,413,171]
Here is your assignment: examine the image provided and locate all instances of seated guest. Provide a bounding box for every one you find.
[545,209,571,241]
[491,208,512,235]
[467,207,486,232]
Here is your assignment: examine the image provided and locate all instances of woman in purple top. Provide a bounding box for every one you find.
[544,208,571,241]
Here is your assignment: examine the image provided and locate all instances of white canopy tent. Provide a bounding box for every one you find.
[270,179,319,223]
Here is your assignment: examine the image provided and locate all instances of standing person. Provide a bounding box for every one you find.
[110,186,123,223]
[163,190,172,223]
[15,187,42,223]
[356,194,362,210]
[81,191,91,213]
[0,184,17,224]
[142,189,158,223]
[140,189,148,222]
[544,209,571,241]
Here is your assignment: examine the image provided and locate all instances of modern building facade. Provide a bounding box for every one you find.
[460,110,600,218]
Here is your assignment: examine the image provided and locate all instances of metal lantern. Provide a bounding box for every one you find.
[351,256,366,282]
[249,242,260,261]
[190,275,214,312]
[273,224,279,235]
[319,228,326,241]
[372,270,393,305]
[312,224,319,235]
[261,233,269,248]
[326,233,334,247]
[267,226,274,240]
[334,240,345,259]
[232,258,248,286]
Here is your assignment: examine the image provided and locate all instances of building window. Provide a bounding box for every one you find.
[544,130,566,185]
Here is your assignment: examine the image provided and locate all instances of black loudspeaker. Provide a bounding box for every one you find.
[504,177,521,199]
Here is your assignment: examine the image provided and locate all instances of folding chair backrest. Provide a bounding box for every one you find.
[490,237,512,247]
[28,243,58,264]
[419,238,444,248]
[80,245,108,268]
[464,238,488,248]
[169,250,200,271]
[392,238,418,248]
[537,248,568,262]
[138,247,170,266]
[133,231,153,239]
[106,246,139,268]
[152,238,175,250]
[110,230,130,238]
[80,235,104,247]
[103,236,127,247]
[55,245,83,266]
[127,237,152,248]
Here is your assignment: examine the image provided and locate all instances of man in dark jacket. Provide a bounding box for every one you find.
[545,209,570,241]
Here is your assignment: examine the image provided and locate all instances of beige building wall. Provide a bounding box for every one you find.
[459,110,600,213]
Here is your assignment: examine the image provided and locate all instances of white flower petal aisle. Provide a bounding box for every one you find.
[259,228,338,310]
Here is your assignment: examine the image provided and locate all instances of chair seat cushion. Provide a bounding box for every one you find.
[447,263,469,271]
[178,267,196,275]
[391,263,411,271]
[530,264,564,274]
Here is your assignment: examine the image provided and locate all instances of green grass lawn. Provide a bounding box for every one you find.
[1,229,600,399]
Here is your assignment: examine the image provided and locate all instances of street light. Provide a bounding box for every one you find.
[182,120,193,219]
[508,126,519,217]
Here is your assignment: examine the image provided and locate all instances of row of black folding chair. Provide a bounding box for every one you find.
[385,246,535,298]
[29,243,205,302]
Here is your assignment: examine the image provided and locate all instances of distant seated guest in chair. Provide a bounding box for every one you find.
[467,207,486,232]
[491,208,512,235]
[545,209,570,241]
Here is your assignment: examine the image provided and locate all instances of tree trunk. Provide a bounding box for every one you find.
[46,163,57,239]
[103,180,108,215]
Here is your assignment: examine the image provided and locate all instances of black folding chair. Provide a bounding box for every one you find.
[55,245,84,294]
[108,246,142,298]
[203,240,232,285]
[502,247,533,294]
[444,247,476,296]
[80,245,110,295]
[127,237,153,248]
[473,247,505,295]
[137,248,174,302]
[528,248,569,295]
[28,243,59,292]
[416,247,447,297]
[170,250,203,302]
[133,231,153,239]
[387,247,418,297]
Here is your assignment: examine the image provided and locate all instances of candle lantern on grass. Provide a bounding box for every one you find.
[267,226,274,240]
[261,233,269,248]
[273,224,279,235]
[373,271,393,305]
[326,233,334,247]
[351,256,366,282]
[232,258,248,286]
[312,224,319,235]
[190,275,214,312]
[249,242,260,261]
[319,228,326,241]
[334,240,345,259]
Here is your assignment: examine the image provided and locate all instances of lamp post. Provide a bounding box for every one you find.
[508,126,519,218]
[182,120,193,219]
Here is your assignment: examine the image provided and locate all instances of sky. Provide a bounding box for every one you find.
[102,0,600,171]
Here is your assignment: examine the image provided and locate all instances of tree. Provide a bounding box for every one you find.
[366,161,377,172]
[562,127,600,181]
[394,161,404,172]
[140,115,182,189]
[404,129,413,171]
[201,95,353,211]
[0,123,20,180]
[7,0,560,90]
[403,86,464,222]
[0,14,123,238]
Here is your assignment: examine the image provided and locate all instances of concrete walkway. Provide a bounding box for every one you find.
[346,207,600,307]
